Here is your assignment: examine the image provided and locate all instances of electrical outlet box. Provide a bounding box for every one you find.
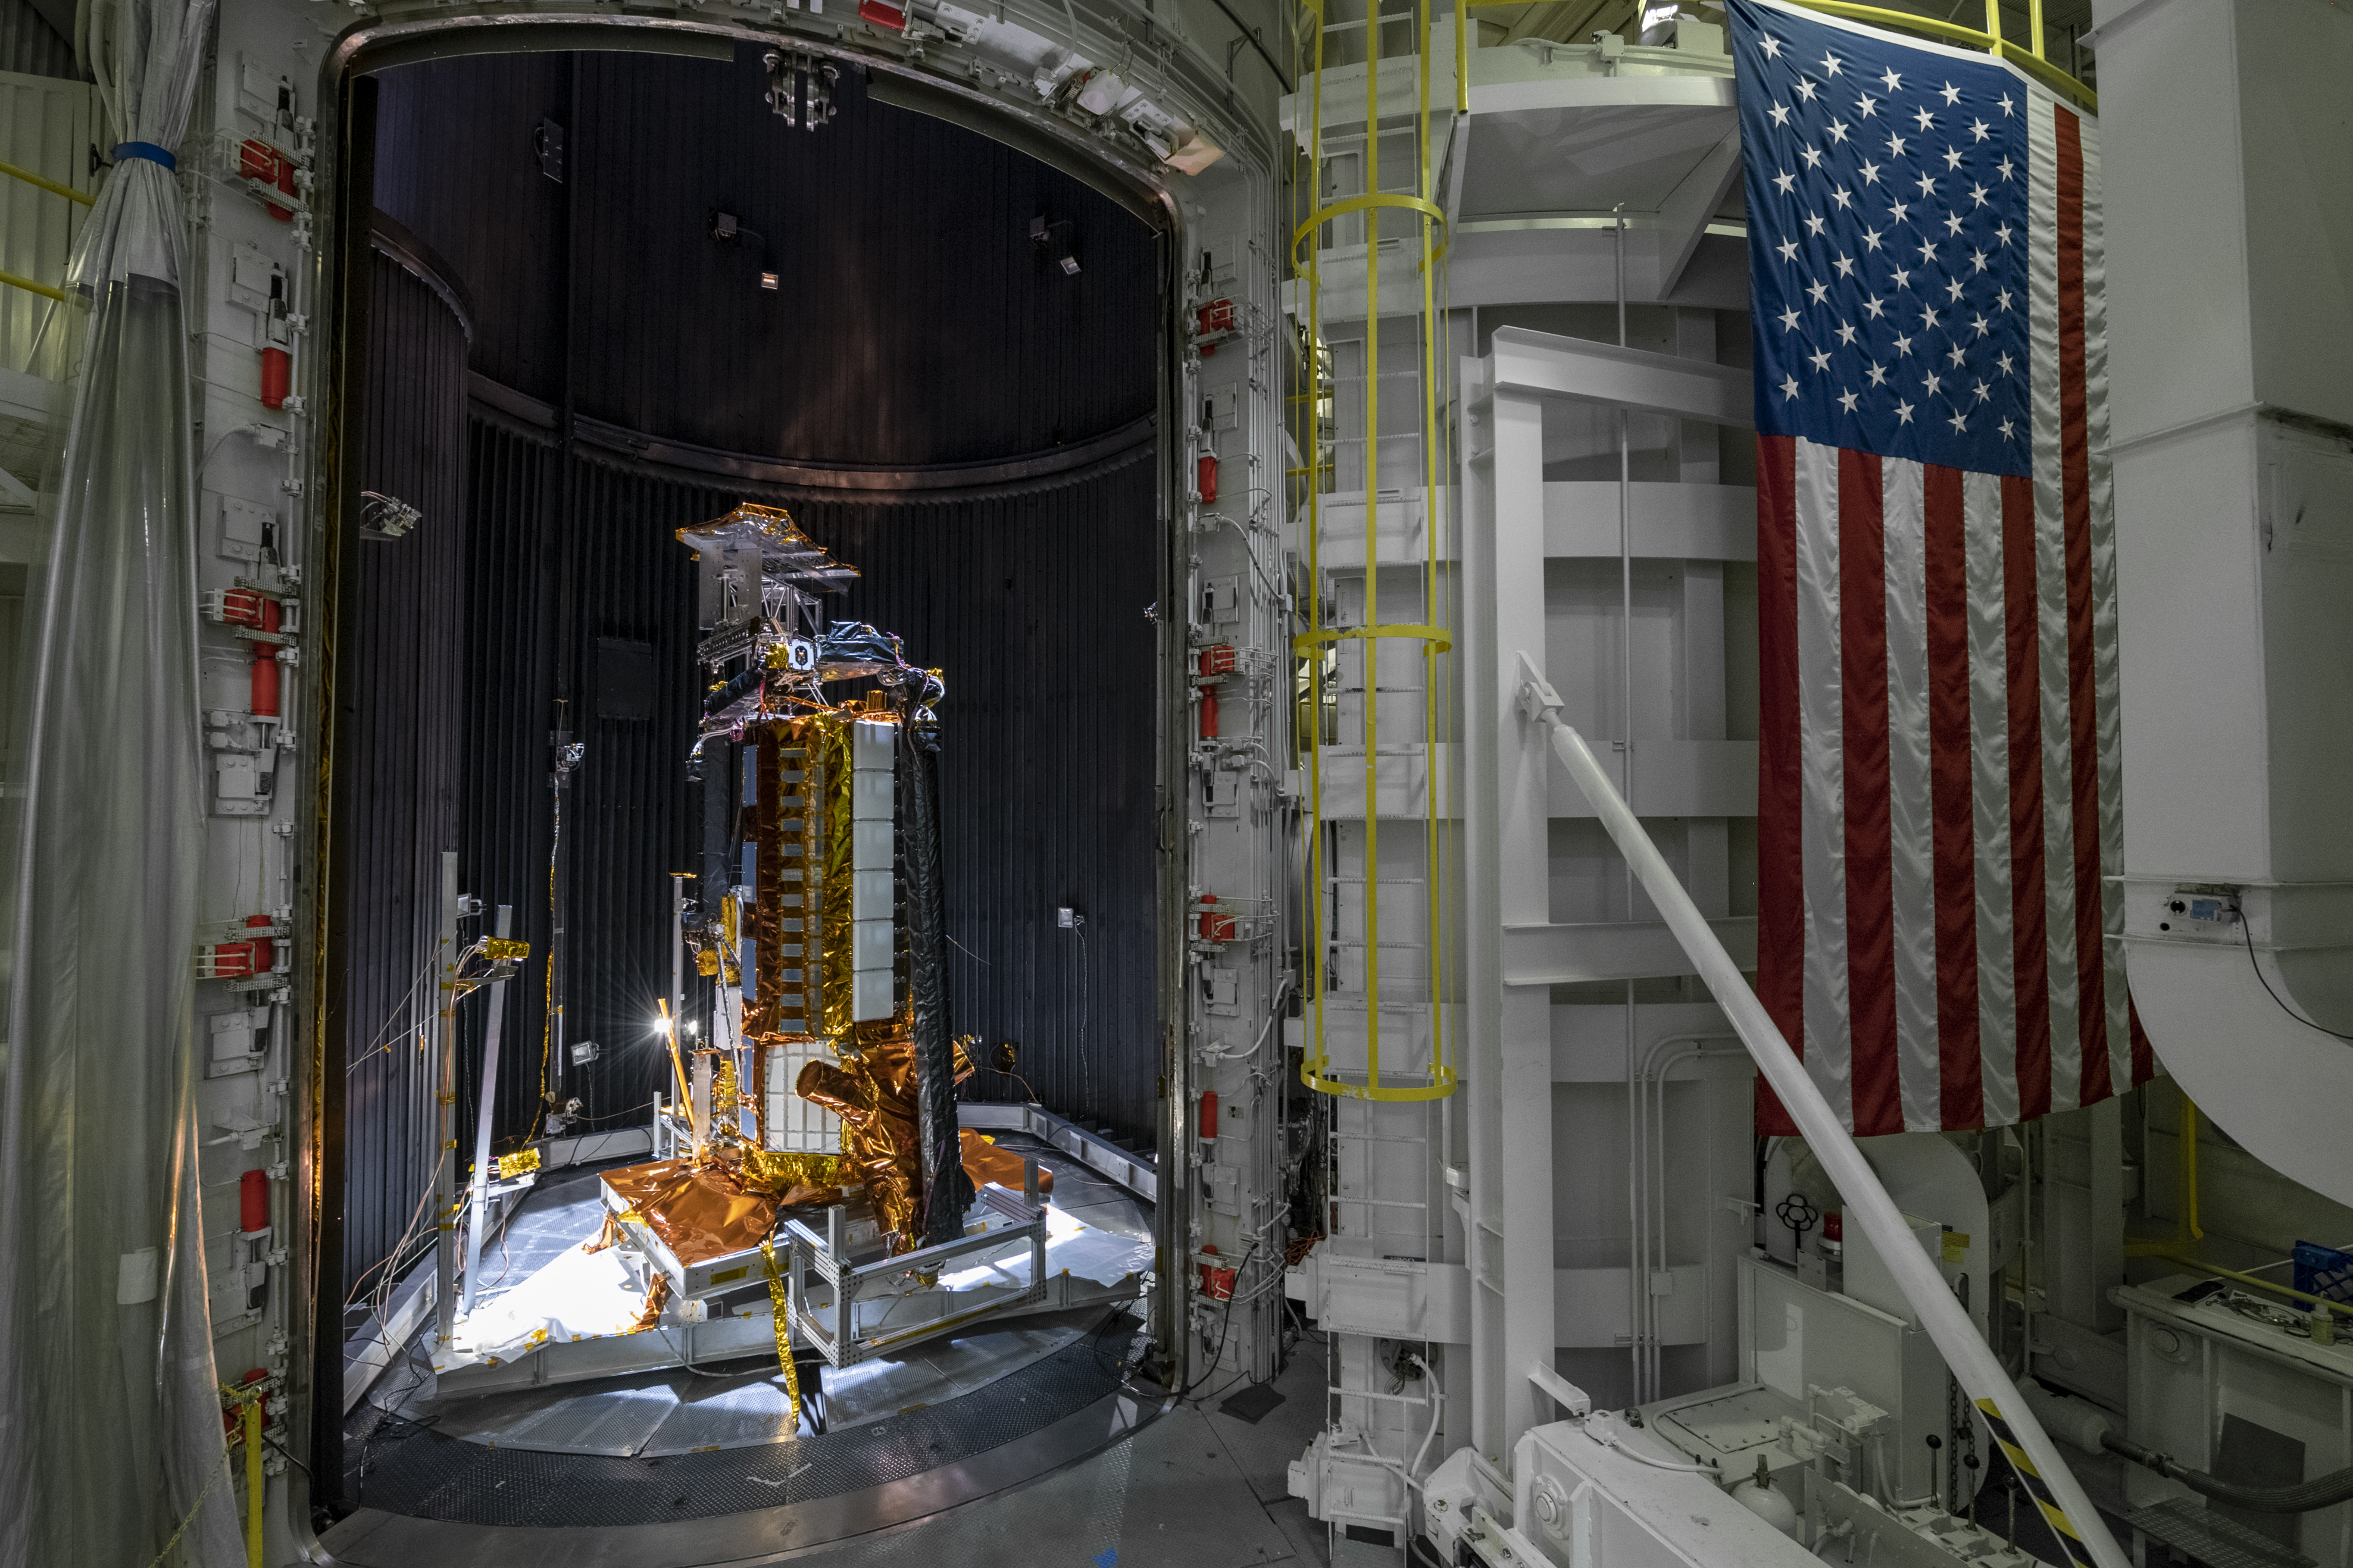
[1206,969,1239,1013]
[229,242,276,315]
[1204,574,1242,624]
[1201,385,1239,434]
[207,1007,269,1077]
[214,753,264,813]
[1056,906,1076,928]
[1206,769,1242,816]
[216,495,273,563]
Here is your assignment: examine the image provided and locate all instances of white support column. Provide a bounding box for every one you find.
[1680,561,1730,919]
[1464,362,1557,1457]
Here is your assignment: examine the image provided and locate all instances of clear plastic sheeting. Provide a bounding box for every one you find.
[0,0,234,1563]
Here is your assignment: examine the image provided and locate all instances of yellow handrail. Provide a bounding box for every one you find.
[2132,1245,2353,1320]
[0,156,95,207]
[1454,0,2095,112]
[0,268,64,302]
[2119,1091,2349,1318]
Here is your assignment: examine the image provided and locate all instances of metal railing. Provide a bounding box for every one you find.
[1459,0,2095,111]
[1292,0,1461,1103]
[0,155,94,303]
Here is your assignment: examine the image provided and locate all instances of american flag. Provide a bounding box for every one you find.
[1733,0,2154,1135]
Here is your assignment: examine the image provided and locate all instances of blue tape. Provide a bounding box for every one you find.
[112,140,177,172]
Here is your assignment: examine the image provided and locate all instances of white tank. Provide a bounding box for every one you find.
[1729,1456,1799,1539]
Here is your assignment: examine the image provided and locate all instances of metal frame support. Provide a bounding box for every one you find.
[1461,358,1557,1460]
[785,1184,1052,1369]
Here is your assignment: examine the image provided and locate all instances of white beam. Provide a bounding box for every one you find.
[1656,127,1742,299]
[1489,326,1751,427]
[1502,916,1758,985]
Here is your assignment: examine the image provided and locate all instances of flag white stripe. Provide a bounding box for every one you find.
[2077,117,2133,1091]
[2026,84,2083,1114]
[1795,437,1852,1124]
[1882,458,1940,1131]
[1964,468,2020,1127]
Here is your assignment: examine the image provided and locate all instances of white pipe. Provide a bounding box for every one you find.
[1514,652,2129,1568]
[1586,1413,1720,1475]
[1410,1353,1446,1480]
[1639,1037,1739,1401]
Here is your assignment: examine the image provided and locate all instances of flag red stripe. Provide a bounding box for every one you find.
[2129,996,2155,1082]
[1924,465,1982,1128]
[1841,450,1898,1136]
[1757,434,1801,1136]
[2054,106,2110,1106]
[2003,472,2052,1120]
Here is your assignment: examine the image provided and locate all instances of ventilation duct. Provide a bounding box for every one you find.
[2098,0,2353,1205]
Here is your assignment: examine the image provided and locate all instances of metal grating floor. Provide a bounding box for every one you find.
[2128,1500,2318,1568]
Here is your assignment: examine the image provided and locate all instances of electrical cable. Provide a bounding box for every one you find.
[2101,1431,2353,1514]
[1199,0,1292,89]
[198,421,266,475]
[2242,915,2353,1041]
[1585,1413,1722,1475]
[261,1429,314,1489]
[343,1149,445,1306]
[1178,1237,1261,1398]
[344,952,442,1073]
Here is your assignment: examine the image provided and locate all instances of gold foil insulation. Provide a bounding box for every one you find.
[959,1129,1052,1196]
[598,1148,843,1268]
[758,1240,802,1430]
[794,1035,974,1253]
[713,1056,740,1135]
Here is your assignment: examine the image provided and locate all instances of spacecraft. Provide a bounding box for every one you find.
[430,505,1145,1407]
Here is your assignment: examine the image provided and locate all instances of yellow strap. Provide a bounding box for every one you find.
[758,1240,802,1432]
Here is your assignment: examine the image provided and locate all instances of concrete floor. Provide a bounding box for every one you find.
[776,1334,1335,1568]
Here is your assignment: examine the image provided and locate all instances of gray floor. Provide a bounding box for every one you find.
[774,1337,1334,1568]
